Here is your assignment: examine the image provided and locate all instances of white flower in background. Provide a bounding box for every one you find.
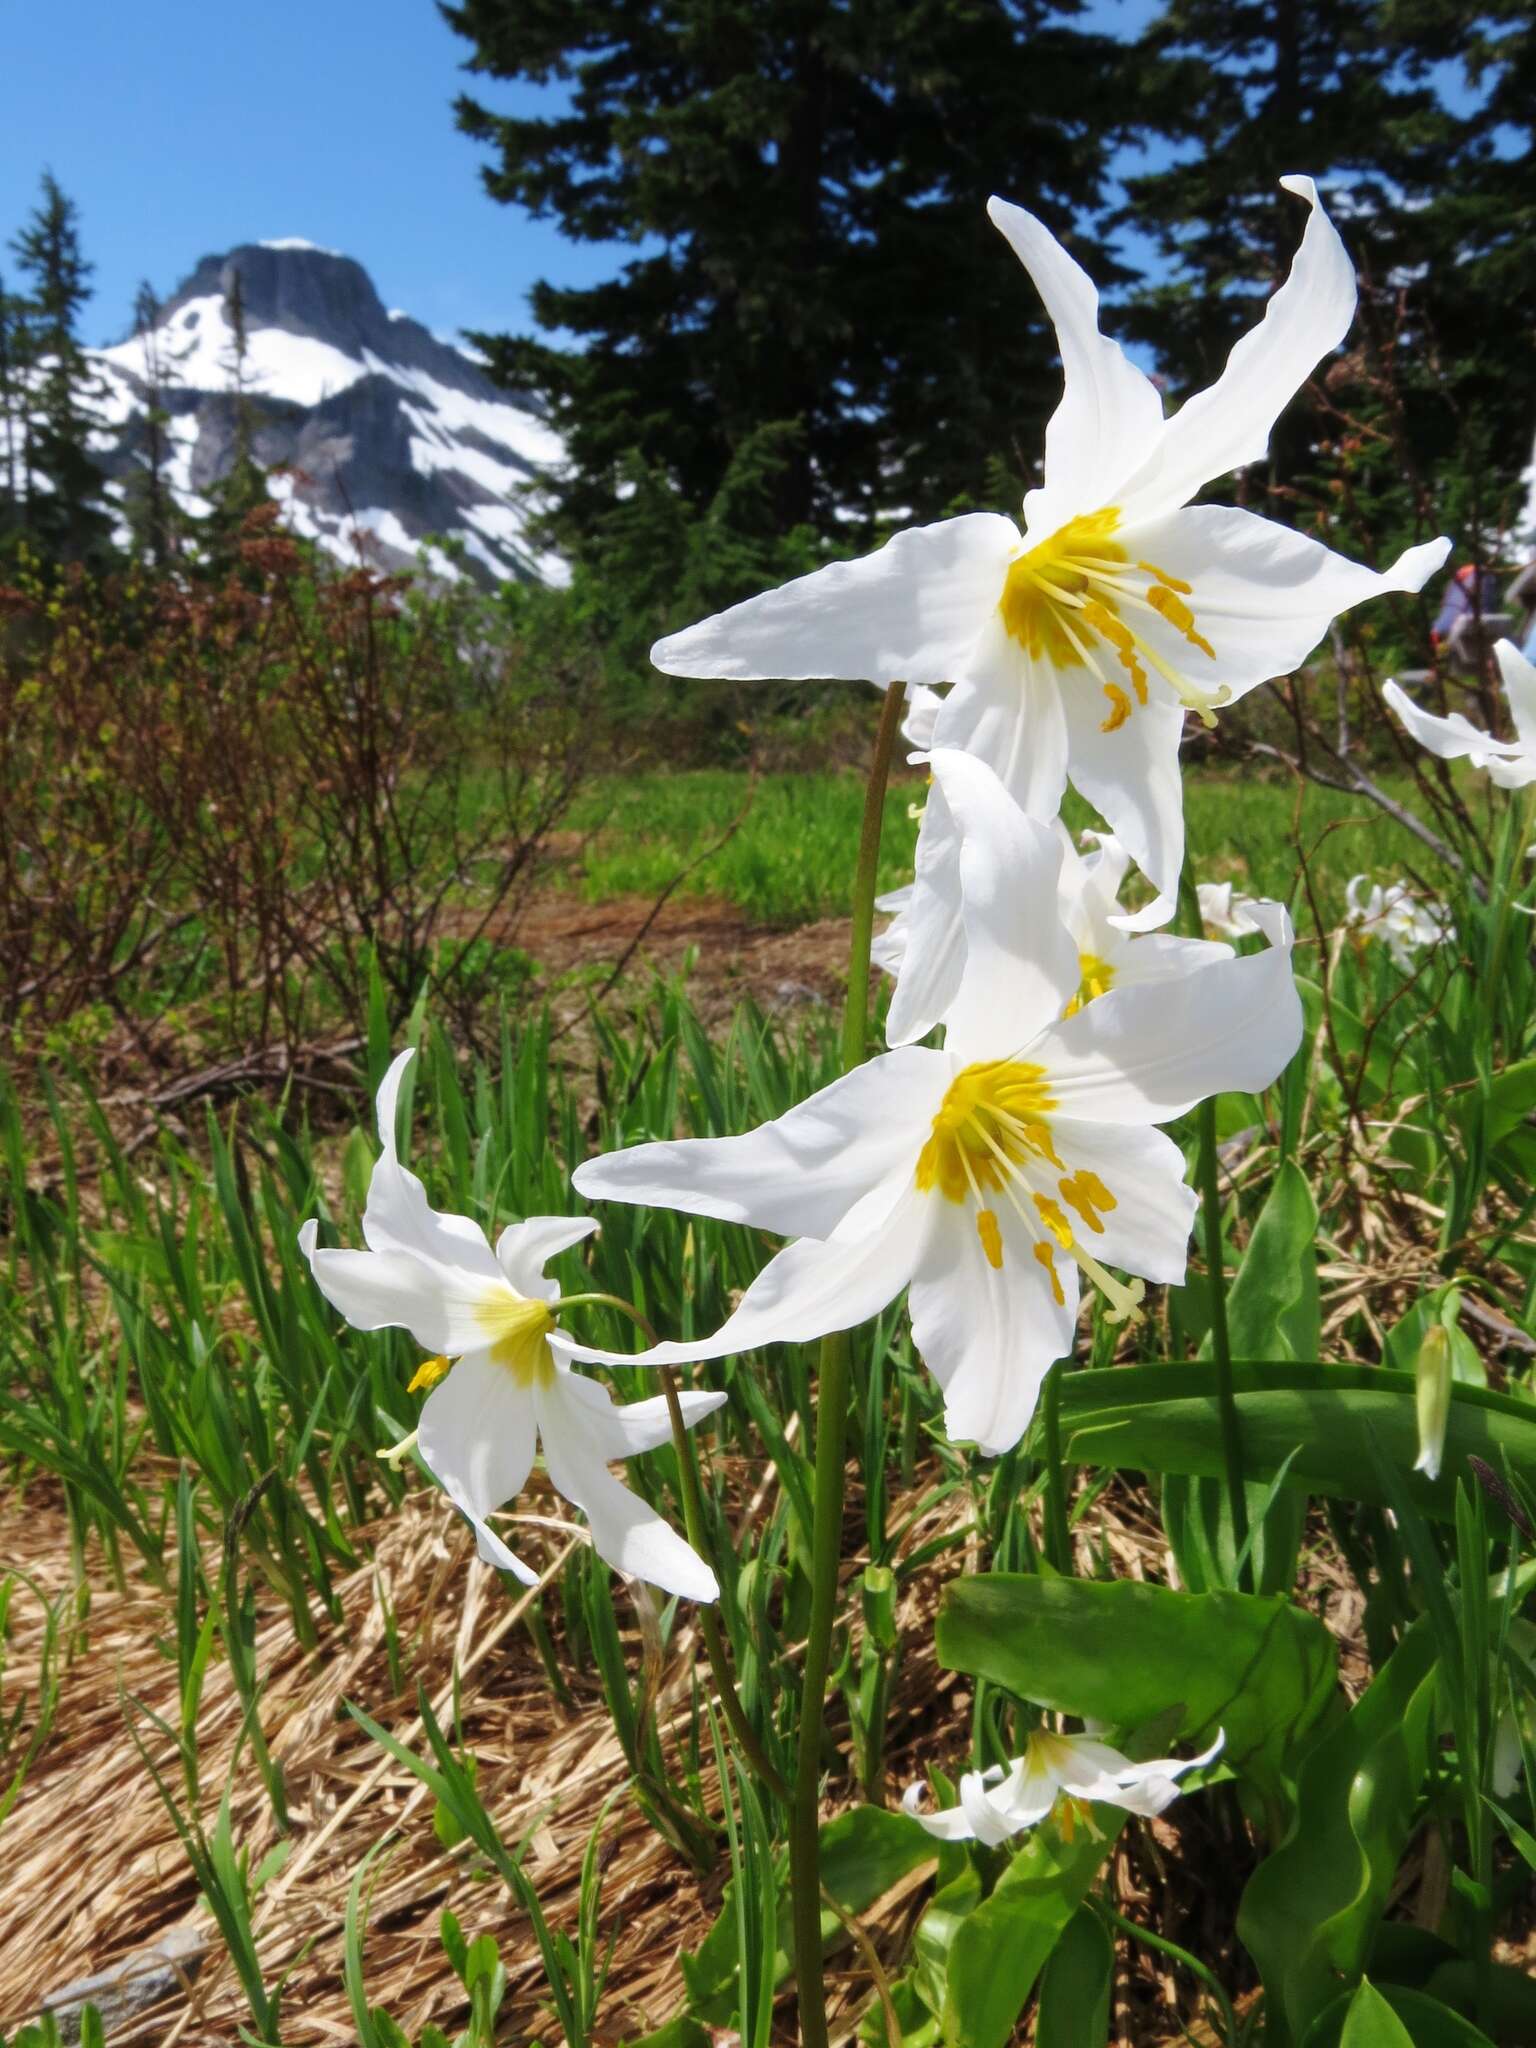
[1344,875,1454,970]
[648,178,1447,921]
[1196,879,1265,941]
[1384,640,1536,789]
[299,1051,724,1600]
[573,752,1302,1455]
[876,786,1233,1044]
[901,1727,1224,1845]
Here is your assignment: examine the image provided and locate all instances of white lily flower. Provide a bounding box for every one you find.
[870,685,947,980]
[649,178,1448,918]
[298,1051,725,1600]
[1196,879,1265,941]
[878,794,1233,1045]
[573,752,1302,1454]
[1384,640,1536,789]
[901,1727,1225,1845]
[1343,875,1454,970]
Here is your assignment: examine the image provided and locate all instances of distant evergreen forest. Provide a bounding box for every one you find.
[443,0,1534,659]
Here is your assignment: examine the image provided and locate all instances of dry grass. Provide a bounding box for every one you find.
[0,1442,1308,2046]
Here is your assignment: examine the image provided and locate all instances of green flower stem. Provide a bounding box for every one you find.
[1175,869,1250,1587]
[554,1291,790,1803]
[1097,1900,1238,2048]
[1041,1360,1072,1574]
[793,679,907,2048]
[790,1326,851,2043]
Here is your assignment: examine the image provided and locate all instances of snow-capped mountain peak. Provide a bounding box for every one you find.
[88,240,563,584]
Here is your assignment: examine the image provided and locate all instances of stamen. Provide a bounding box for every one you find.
[1033,1192,1073,1248]
[1080,600,1149,703]
[1100,682,1133,733]
[1135,559,1192,595]
[1145,581,1216,660]
[1059,1170,1116,1234]
[408,1354,452,1393]
[1033,1240,1065,1305]
[976,1209,1004,1269]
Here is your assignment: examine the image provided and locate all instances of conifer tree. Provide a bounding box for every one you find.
[0,267,25,543]
[10,172,112,564]
[1117,0,1488,550]
[443,0,1127,600]
[123,280,178,568]
[201,265,270,564]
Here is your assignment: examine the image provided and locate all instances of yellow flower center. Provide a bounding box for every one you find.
[999,507,1227,730]
[914,1061,1144,1325]
[476,1288,557,1387]
[1064,950,1115,1017]
[409,1286,557,1395]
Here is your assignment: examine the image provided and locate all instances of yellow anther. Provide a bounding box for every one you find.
[1100,682,1133,733]
[1080,600,1148,702]
[1033,1192,1073,1249]
[1136,559,1192,595]
[1059,1169,1117,1234]
[976,1208,1004,1270]
[1055,1795,1097,1843]
[1145,580,1216,660]
[1033,1239,1065,1305]
[408,1354,452,1393]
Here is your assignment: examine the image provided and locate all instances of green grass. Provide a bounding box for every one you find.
[565,764,1436,928]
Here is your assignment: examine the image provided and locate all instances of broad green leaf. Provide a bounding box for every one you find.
[1420,1960,1536,2040]
[1224,1160,1322,1364]
[1237,1625,1439,2048]
[935,1575,1336,1805]
[1060,1362,1536,1520]
[941,1819,1121,2048]
[1339,1979,1416,2048]
[1305,1984,1497,2048]
[1036,1903,1115,2048]
[1460,1055,1536,1151]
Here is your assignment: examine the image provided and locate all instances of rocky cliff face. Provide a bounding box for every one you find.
[89,240,563,584]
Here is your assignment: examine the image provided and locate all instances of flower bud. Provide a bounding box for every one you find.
[1413,1323,1452,1482]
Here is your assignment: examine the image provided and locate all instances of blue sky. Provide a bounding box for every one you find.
[1,1,611,344]
[2,0,1483,351]
[2,0,1176,347]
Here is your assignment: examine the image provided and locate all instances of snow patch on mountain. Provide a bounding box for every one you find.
[79,240,564,585]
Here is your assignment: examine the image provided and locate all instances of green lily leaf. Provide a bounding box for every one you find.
[1060,1362,1536,1520]
[1035,1903,1115,2048]
[941,1818,1121,2048]
[1236,1624,1440,2048]
[1338,1978,1417,2048]
[1304,1982,1497,2048]
[935,1575,1336,1808]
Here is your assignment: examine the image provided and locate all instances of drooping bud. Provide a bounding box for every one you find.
[1413,1324,1452,1482]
